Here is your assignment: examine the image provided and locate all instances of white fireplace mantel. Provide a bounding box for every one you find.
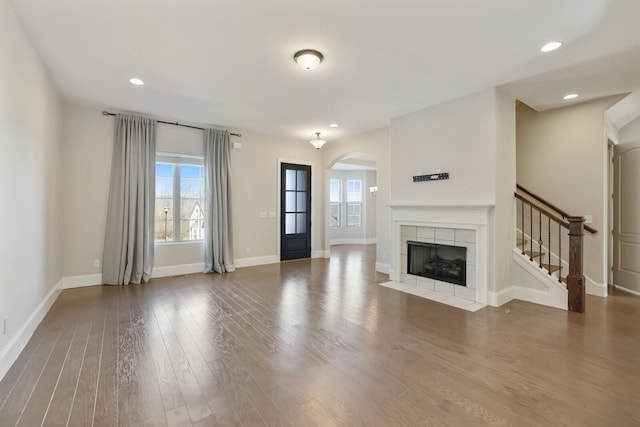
[388,204,494,305]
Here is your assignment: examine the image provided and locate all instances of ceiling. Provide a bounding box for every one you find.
[9,0,640,142]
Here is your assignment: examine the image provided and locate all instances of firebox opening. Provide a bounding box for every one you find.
[407,241,467,287]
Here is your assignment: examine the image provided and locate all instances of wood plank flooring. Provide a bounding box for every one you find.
[1,244,639,426]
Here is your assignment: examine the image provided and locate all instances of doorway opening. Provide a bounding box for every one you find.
[326,153,377,253]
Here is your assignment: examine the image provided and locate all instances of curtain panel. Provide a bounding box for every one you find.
[102,114,156,285]
[203,128,235,273]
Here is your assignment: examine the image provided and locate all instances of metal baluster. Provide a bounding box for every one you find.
[529,204,533,261]
[538,210,543,268]
[521,200,525,254]
[548,217,552,275]
[558,222,563,283]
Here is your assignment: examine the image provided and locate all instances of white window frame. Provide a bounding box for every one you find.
[329,178,342,227]
[346,179,362,227]
[156,153,205,244]
[346,202,362,227]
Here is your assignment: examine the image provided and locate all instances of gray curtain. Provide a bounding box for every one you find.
[203,128,235,273]
[102,114,156,285]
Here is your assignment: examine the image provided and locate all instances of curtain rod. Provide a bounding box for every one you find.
[101,111,241,137]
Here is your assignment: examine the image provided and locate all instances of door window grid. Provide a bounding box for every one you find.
[285,169,308,235]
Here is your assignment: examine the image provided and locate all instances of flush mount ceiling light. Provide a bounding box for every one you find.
[540,41,562,52]
[294,49,324,70]
[563,93,579,100]
[129,78,144,85]
[309,132,327,149]
[329,123,339,128]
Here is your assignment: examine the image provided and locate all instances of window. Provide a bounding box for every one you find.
[155,155,205,243]
[347,180,362,203]
[347,203,361,227]
[329,179,341,227]
[346,179,362,227]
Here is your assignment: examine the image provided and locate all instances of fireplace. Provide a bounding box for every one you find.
[408,241,467,286]
[389,205,491,305]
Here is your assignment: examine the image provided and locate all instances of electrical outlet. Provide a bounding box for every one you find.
[584,215,593,224]
[268,211,276,218]
[93,259,100,268]
[3,317,7,335]
[259,211,267,218]
[246,247,251,254]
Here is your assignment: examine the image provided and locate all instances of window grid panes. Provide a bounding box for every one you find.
[329,203,340,227]
[347,180,362,202]
[347,202,361,227]
[329,179,341,227]
[284,169,308,235]
[155,159,205,243]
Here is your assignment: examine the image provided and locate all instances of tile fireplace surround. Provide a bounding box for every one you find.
[388,205,493,308]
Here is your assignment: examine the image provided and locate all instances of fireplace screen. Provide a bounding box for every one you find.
[407,241,467,286]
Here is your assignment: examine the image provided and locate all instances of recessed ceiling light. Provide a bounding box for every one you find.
[540,41,562,53]
[563,93,578,100]
[129,78,144,86]
[329,123,338,128]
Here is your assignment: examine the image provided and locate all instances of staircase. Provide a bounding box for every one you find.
[514,185,597,312]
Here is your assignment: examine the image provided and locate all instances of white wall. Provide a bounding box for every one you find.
[365,170,377,240]
[60,103,325,280]
[0,0,64,378]
[388,88,516,297]
[61,104,113,277]
[619,115,640,144]
[517,95,625,290]
[322,128,390,271]
[230,130,324,260]
[492,89,516,294]
[389,89,499,206]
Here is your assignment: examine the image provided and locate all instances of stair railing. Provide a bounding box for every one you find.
[515,185,597,313]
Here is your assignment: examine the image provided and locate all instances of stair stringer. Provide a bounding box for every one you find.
[511,248,568,310]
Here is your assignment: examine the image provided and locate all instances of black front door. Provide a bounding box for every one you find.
[280,163,311,260]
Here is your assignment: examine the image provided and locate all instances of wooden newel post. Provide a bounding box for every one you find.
[566,216,585,313]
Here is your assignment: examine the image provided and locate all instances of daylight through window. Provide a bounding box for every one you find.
[155,155,205,242]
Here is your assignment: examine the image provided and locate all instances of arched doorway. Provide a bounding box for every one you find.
[325,152,377,255]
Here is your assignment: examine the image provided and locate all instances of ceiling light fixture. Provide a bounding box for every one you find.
[294,49,323,71]
[129,78,144,85]
[540,41,562,52]
[563,93,579,100]
[309,132,327,149]
[329,123,339,128]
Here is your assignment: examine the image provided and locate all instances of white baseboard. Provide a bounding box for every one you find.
[513,286,568,310]
[0,278,63,381]
[375,262,390,274]
[330,238,377,245]
[488,287,514,307]
[64,273,102,289]
[613,284,640,297]
[234,255,279,268]
[586,277,606,297]
[151,263,205,278]
[313,250,330,259]
[63,263,207,288]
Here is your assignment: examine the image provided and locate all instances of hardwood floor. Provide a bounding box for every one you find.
[1,244,639,426]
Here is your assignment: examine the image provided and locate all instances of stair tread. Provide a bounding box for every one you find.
[516,238,528,246]
[540,263,561,273]
[524,250,545,258]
